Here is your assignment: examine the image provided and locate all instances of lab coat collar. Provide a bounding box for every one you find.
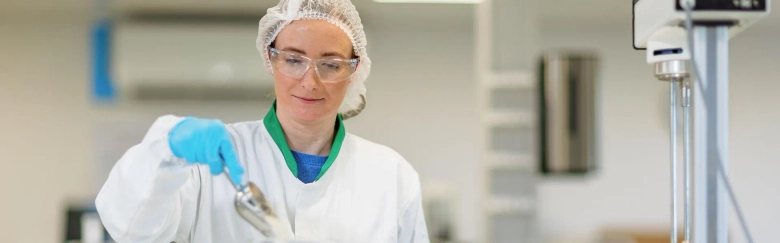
[262,100,346,182]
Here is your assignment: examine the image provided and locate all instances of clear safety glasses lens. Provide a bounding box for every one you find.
[269,48,358,83]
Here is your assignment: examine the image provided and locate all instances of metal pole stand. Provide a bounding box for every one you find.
[691,25,730,243]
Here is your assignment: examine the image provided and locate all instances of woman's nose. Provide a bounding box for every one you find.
[300,64,319,91]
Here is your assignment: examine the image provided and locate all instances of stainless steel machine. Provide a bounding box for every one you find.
[633,1,770,242]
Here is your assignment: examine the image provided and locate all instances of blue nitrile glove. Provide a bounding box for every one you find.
[168,117,244,185]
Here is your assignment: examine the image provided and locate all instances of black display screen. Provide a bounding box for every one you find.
[674,0,767,11]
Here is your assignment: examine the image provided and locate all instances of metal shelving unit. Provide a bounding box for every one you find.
[475,0,539,242]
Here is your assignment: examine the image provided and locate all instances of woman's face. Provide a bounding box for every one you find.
[272,19,354,124]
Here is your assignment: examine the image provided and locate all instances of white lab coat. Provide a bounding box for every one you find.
[95,115,429,243]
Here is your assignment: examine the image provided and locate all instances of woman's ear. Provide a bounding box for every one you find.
[355,56,360,70]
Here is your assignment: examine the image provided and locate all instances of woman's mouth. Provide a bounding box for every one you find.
[294,95,324,104]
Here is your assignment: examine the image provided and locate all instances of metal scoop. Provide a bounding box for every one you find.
[223,165,292,240]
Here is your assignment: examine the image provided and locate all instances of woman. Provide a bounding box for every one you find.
[95,0,429,242]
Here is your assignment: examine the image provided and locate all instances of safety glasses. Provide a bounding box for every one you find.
[268,47,359,83]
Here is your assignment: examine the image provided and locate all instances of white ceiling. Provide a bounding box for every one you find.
[0,0,776,31]
[0,0,629,22]
[107,0,475,30]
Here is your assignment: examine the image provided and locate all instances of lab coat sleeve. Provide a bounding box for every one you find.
[398,185,430,243]
[95,115,201,243]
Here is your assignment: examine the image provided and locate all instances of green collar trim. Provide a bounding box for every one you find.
[263,101,345,181]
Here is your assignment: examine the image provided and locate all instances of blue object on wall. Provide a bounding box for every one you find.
[91,18,116,103]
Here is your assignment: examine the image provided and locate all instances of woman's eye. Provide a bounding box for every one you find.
[285,58,303,64]
[322,62,341,70]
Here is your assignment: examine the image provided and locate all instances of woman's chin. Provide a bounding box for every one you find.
[292,110,328,124]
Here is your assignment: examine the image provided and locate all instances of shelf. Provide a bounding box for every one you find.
[487,152,535,171]
[483,71,534,89]
[488,196,535,215]
[485,110,535,127]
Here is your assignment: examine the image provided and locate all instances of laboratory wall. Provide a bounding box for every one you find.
[0,15,94,243]
[536,19,780,243]
[0,12,482,242]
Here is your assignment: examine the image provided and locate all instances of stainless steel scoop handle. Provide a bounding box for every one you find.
[222,165,244,191]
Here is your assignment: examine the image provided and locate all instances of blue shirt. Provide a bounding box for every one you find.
[291,150,329,184]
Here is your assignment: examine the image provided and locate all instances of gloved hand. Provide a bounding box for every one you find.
[168,117,244,185]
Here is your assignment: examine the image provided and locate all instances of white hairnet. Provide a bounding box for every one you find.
[257,0,370,120]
